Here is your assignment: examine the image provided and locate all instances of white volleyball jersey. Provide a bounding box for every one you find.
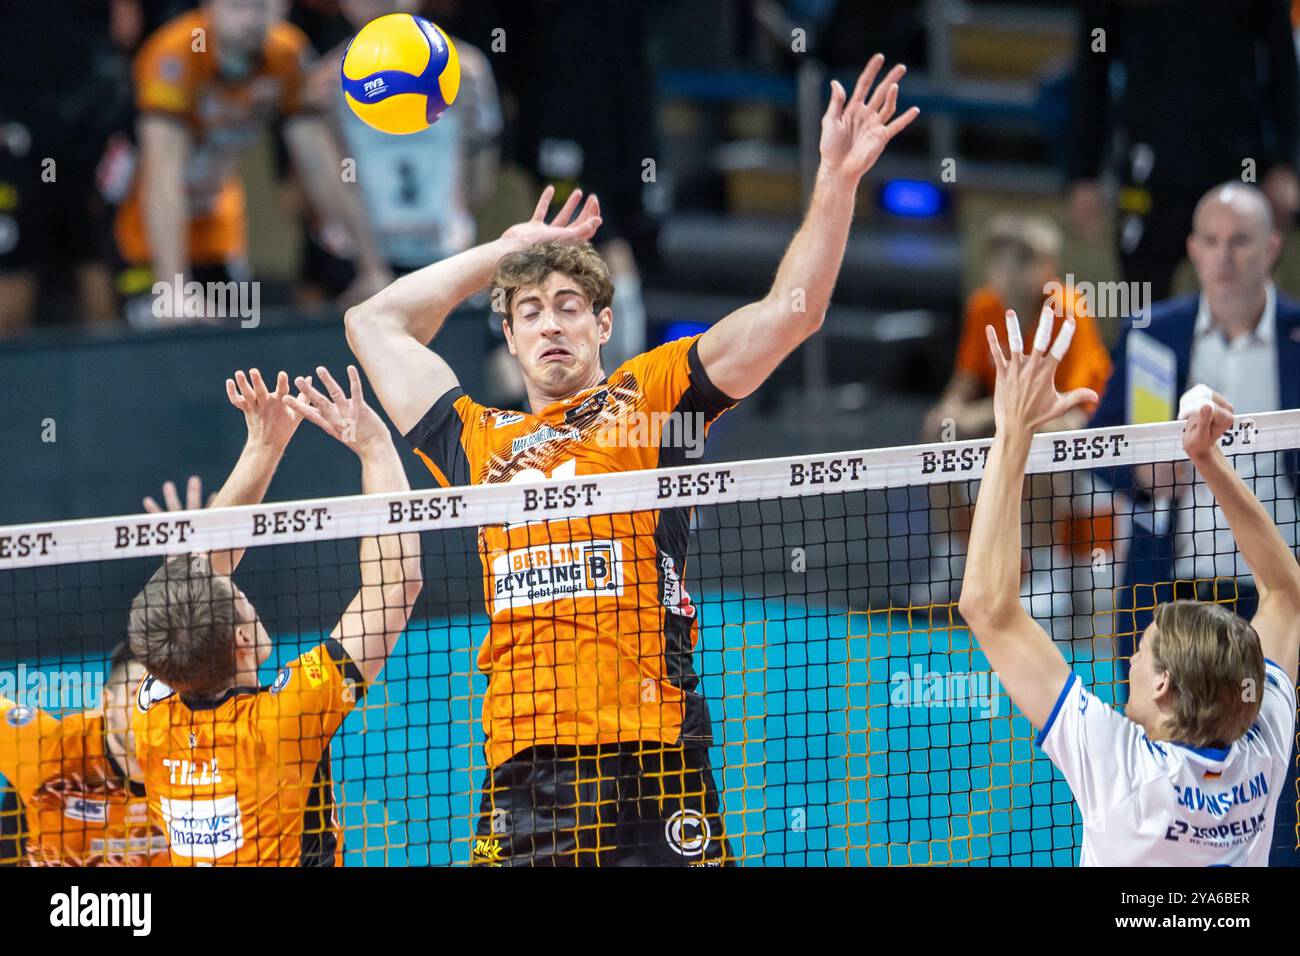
[1037,660,1296,866]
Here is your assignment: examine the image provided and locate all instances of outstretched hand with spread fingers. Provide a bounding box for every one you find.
[819,53,920,180]
[285,365,391,455]
[226,368,303,453]
[500,185,603,249]
[985,306,1099,438]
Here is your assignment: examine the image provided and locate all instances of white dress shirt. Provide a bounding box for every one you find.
[1176,284,1297,581]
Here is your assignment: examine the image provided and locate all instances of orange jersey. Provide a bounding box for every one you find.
[0,697,168,866]
[133,640,363,866]
[114,10,310,266]
[953,284,1113,414]
[407,335,737,768]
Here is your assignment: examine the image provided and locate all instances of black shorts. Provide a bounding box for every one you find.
[472,742,733,867]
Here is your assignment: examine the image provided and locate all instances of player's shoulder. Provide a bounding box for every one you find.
[263,20,313,74]
[137,10,205,64]
[0,695,48,731]
[135,674,176,714]
[615,334,698,381]
[1252,658,1298,740]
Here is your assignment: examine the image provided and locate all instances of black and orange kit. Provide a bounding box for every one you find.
[406,334,738,865]
[0,697,168,866]
[132,639,364,866]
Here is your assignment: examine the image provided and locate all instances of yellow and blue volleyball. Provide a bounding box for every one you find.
[341,14,460,135]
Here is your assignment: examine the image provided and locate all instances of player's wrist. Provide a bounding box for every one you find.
[243,436,289,462]
[814,163,861,195]
[353,433,396,461]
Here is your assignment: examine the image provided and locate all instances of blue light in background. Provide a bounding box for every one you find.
[659,320,712,344]
[880,179,944,219]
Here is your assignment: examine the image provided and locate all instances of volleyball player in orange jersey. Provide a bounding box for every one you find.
[131,366,422,865]
[345,55,919,864]
[0,642,164,866]
[115,0,390,323]
[0,371,300,867]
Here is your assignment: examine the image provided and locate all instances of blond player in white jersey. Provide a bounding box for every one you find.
[959,306,1300,866]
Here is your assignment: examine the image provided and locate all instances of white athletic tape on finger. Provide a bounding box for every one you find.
[1049,319,1075,360]
[1177,383,1219,421]
[1005,312,1023,354]
[1032,306,1054,353]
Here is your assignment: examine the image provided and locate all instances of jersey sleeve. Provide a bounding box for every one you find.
[0,697,58,801]
[1036,673,1158,824]
[134,28,196,118]
[268,23,312,118]
[253,640,366,769]
[1255,659,1299,760]
[404,389,490,487]
[622,334,737,424]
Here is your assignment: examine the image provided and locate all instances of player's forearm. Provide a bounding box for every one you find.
[356,440,422,625]
[209,442,284,511]
[207,442,285,576]
[959,429,1033,627]
[143,160,189,283]
[289,121,388,276]
[349,235,522,345]
[1189,444,1300,601]
[767,167,858,324]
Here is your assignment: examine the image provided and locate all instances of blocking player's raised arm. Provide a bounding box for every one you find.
[286,366,423,685]
[958,310,1099,730]
[1181,392,1300,686]
[155,370,304,578]
[343,185,602,435]
[696,55,919,401]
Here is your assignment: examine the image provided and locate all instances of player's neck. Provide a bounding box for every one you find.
[103,727,144,785]
[526,365,608,415]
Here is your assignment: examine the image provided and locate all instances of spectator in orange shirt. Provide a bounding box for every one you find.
[917,215,1114,618]
[923,214,1112,442]
[115,0,390,326]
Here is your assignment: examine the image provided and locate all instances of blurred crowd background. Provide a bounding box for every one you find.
[1,0,1299,519]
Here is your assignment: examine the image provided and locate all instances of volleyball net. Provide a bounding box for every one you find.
[0,410,1297,866]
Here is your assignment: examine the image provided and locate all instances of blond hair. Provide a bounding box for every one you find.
[984,214,1063,264]
[1148,600,1264,747]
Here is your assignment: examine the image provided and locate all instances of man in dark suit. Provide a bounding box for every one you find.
[1093,181,1300,864]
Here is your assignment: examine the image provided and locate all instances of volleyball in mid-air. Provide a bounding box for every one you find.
[341,13,460,135]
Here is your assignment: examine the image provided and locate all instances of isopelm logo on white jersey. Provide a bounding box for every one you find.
[490,540,624,614]
[49,886,151,936]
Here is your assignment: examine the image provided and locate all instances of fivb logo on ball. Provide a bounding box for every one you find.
[341,13,461,135]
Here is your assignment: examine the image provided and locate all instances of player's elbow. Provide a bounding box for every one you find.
[343,302,376,339]
[1260,569,1300,617]
[344,301,395,354]
[958,587,1019,633]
